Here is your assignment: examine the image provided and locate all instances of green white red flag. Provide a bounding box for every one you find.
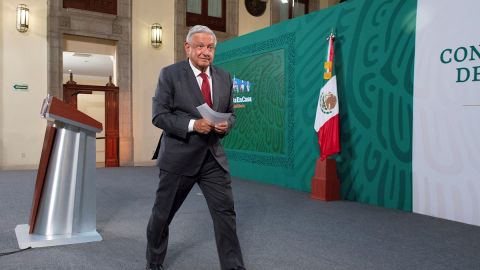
[314,32,340,160]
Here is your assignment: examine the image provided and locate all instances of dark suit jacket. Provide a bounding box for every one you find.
[152,60,236,176]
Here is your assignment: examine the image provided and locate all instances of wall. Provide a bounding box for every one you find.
[413,0,480,226]
[216,0,416,211]
[131,0,269,165]
[48,0,134,166]
[0,0,3,168]
[238,0,271,36]
[62,36,114,165]
[319,0,341,9]
[0,0,341,169]
[132,0,175,166]
[64,35,117,55]
[173,0,239,62]
[77,92,106,163]
[0,0,47,170]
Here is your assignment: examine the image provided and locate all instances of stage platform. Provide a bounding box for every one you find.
[0,167,479,269]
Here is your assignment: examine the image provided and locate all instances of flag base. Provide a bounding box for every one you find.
[311,158,340,201]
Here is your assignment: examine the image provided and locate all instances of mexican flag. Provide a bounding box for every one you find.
[314,33,340,160]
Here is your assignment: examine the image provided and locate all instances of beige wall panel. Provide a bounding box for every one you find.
[64,35,116,55]
[132,0,175,166]
[1,0,48,169]
[238,0,271,36]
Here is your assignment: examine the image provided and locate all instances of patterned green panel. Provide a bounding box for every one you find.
[332,0,415,211]
[216,34,296,168]
[219,50,286,154]
[215,0,416,211]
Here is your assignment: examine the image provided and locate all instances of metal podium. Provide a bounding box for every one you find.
[15,95,103,249]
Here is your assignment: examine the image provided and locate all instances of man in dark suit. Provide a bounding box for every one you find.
[146,25,245,270]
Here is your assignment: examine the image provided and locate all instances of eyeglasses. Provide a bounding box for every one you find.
[190,43,216,52]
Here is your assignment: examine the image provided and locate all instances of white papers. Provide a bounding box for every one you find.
[196,103,231,124]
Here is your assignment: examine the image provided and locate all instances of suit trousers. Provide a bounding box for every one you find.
[146,151,245,270]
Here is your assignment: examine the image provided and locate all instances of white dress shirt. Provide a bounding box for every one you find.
[188,59,213,132]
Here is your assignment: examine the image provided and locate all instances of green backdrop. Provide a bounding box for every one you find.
[215,0,416,211]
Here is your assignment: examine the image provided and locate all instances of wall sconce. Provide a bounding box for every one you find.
[151,23,162,48]
[16,4,29,33]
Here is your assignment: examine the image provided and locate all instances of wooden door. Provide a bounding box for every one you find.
[63,83,119,167]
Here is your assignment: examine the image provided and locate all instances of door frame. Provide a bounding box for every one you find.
[63,83,120,167]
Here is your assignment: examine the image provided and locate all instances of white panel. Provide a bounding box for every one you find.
[413,0,480,226]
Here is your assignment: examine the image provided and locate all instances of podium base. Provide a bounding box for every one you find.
[15,224,102,249]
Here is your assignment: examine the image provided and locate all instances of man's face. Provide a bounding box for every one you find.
[185,33,216,71]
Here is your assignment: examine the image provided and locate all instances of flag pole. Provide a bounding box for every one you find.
[311,28,341,201]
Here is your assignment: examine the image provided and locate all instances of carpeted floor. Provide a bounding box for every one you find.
[0,167,479,270]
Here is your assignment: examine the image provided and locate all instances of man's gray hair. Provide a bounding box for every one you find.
[186,25,217,46]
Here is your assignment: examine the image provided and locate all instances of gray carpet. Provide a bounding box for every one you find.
[0,167,479,270]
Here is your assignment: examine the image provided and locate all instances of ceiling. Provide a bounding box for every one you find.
[63,51,114,77]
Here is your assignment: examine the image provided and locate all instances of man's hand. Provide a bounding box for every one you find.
[214,121,229,134]
[194,119,214,134]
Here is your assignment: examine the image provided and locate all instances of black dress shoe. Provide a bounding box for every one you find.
[146,263,164,270]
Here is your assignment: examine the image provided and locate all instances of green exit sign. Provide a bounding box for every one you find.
[12,84,29,92]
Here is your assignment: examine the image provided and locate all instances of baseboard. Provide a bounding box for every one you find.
[0,164,38,171]
[134,160,156,167]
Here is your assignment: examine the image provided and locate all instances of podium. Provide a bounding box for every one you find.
[15,95,103,249]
